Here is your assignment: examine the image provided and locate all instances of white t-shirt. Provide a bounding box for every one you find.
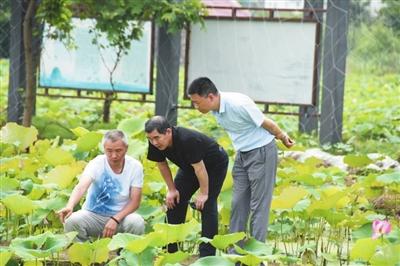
[81,155,143,216]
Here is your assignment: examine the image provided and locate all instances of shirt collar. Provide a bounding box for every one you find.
[216,92,226,114]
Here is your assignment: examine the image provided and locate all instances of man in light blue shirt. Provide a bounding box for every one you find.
[188,77,294,244]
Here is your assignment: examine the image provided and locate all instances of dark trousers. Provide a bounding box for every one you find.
[167,152,228,257]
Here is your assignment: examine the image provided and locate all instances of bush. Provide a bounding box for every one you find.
[349,20,400,74]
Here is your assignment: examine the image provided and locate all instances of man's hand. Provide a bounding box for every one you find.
[195,193,208,210]
[57,207,73,224]
[166,189,180,209]
[277,132,295,148]
[103,218,119,238]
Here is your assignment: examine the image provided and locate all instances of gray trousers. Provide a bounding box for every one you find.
[64,209,145,242]
[230,141,277,242]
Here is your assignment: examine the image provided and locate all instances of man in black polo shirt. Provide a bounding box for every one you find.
[145,116,228,257]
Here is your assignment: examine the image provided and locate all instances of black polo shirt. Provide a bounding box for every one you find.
[147,127,226,173]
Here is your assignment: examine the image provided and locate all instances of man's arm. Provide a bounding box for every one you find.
[191,160,209,210]
[157,161,180,209]
[261,118,295,148]
[103,187,142,238]
[57,175,93,223]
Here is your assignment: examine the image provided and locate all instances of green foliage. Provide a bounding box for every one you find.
[191,256,234,266]
[0,123,38,151]
[235,238,273,256]
[271,186,309,209]
[68,238,110,266]
[199,232,246,251]
[344,154,373,168]
[0,0,10,58]
[0,6,399,263]
[349,0,372,27]
[369,244,400,266]
[349,21,400,74]
[36,0,205,59]
[154,250,190,266]
[10,231,77,260]
[75,131,103,152]
[117,117,146,137]
[350,238,379,261]
[0,249,13,266]
[344,72,400,158]
[36,0,74,45]
[44,147,75,166]
[380,0,400,34]
[1,194,37,215]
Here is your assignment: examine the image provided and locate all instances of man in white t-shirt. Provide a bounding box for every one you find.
[57,130,145,241]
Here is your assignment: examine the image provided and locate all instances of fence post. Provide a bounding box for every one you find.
[7,0,25,124]
[299,0,324,134]
[155,25,181,126]
[319,0,349,144]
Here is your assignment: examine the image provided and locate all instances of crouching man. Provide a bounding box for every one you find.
[57,130,145,241]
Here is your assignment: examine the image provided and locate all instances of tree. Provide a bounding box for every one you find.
[0,0,11,58]
[379,0,400,35]
[349,0,371,27]
[16,0,205,127]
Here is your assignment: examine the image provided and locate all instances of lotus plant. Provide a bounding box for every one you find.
[371,220,391,239]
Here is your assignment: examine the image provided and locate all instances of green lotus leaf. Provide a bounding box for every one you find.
[10,232,77,260]
[30,139,52,156]
[117,117,146,136]
[352,223,373,240]
[108,233,141,250]
[0,155,41,175]
[1,194,37,215]
[153,219,200,244]
[199,232,246,250]
[0,176,19,193]
[0,123,38,151]
[76,132,103,152]
[44,147,75,166]
[271,186,309,209]
[42,162,84,189]
[136,204,164,220]
[370,244,400,266]
[236,238,273,256]
[68,238,110,266]
[154,251,190,266]
[126,236,152,254]
[376,172,400,184]
[148,181,165,192]
[127,139,147,159]
[228,253,264,266]
[118,247,156,266]
[344,154,373,168]
[350,238,379,261]
[190,256,235,266]
[307,190,346,213]
[0,249,13,266]
[71,127,90,137]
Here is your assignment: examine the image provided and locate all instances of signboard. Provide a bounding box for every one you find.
[40,19,153,93]
[186,19,319,105]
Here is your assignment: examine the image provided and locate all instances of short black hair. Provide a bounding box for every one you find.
[144,116,171,134]
[187,77,218,97]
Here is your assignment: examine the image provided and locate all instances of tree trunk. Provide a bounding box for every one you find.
[103,92,113,123]
[22,0,37,127]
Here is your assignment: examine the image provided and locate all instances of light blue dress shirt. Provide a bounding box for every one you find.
[212,92,274,152]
